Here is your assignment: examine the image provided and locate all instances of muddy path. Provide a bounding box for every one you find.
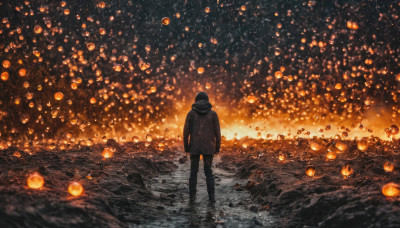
[139,154,274,227]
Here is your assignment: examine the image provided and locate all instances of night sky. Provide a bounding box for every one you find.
[0,0,400,142]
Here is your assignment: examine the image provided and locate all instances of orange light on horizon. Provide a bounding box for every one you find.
[102,147,113,158]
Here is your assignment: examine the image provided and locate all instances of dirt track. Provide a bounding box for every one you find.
[141,155,273,227]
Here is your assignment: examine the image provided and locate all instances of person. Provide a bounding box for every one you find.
[183,92,221,203]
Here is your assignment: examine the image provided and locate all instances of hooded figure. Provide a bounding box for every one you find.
[183,92,221,203]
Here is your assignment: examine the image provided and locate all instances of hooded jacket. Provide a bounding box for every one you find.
[183,92,221,155]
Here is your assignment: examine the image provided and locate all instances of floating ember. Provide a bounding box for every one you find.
[389,125,399,135]
[54,92,64,101]
[197,67,204,74]
[246,95,256,104]
[68,182,84,196]
[382,183,400,197]
[27,172,44,189]
[1,72,9,81]
[161,17,170,25]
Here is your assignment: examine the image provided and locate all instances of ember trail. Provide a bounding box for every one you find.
[1,0,400,227]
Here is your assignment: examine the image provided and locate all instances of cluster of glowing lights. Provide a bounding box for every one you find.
[27,173,84,197]
[346,21,359,30]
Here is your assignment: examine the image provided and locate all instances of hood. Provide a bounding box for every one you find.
[195,92,209,102]
[192,100,212,115]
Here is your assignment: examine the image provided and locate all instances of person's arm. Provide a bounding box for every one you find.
[214,112,221,154]
[183,112,191,153]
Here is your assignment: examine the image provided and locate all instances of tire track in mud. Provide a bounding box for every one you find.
[139,154,274,227]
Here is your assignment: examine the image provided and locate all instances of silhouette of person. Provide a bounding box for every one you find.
[183,92,221,203]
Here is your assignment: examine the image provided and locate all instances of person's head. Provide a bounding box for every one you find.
[195,91,209,102]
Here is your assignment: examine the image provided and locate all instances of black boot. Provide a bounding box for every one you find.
[189,189,196,203]
[208,188,215,203]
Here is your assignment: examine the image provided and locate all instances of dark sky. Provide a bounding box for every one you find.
[0,0,399,140]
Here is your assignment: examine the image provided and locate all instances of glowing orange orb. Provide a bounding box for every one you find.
[161,17,170,25]
[357,139,368,151]
[99,28,106,35]
[13,151,21,158]
[305,165,316,177]
[19,68,27,77]
[389,125,399,135]
[34,25,43,34]
[246,95,256,104]
[54,92,64,100]
[274,71,283,79]
[68,182,84,196]
[97,1,106,8]
[382,183,400,197]
[197,67,205,74]
[205,7,210,13]
[1,72,9,81]
[335,141,347,152]
[87,43,95,51]
[102,148,113,158]
[346,21,359,30]
[27,172,44,189]
[64,9,70,15]
[2,60,11,68]
[90,97,96,104]
[71,82,78,90]
[113,65,122,72]
[341,164,353,177]
[146,134,153,142]
[383,161,395,172]
[309,141,321,151]
[326,151,336,160]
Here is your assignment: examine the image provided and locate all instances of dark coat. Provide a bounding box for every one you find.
[183,100,221,155]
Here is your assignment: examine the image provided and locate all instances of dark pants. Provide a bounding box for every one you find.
[189,154,215,196]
